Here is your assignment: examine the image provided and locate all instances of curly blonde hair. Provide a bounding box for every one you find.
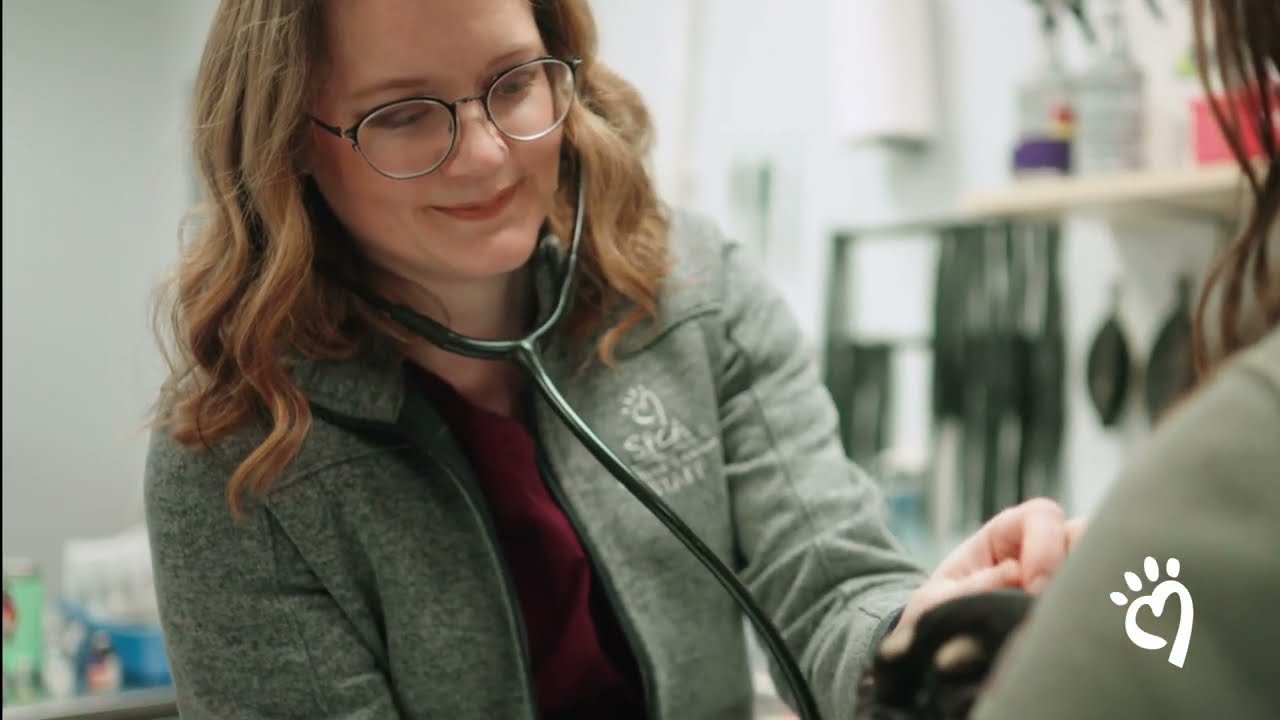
[154,0,671,513]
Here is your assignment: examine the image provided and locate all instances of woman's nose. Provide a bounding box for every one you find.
[439,98,506,177]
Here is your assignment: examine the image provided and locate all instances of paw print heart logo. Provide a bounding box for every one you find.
[1109,557,1194,668]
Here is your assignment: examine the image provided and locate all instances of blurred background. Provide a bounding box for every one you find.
[3,0,1269,716]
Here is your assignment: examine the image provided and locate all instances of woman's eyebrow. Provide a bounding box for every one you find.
[346,43,546,105]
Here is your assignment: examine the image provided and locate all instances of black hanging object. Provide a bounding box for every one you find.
[1062,0,1097,44]
[931,230,969,423]
[847,342,895,467]
[1085,284,1132,428]
[826,340,895,464]
[1145,276,1198,423]
[1023,223,1066,502]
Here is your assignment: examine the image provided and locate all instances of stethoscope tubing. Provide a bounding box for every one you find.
[378,169,822,720]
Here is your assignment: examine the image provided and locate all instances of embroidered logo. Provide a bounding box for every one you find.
[619,384,719,495]
[1110,556,1194,669]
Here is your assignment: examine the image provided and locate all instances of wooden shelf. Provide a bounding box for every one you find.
[959,164,1249,222]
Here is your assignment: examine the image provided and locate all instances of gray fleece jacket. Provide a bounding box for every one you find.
[144,209,926,720]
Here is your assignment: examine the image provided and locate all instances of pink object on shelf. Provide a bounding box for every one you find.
[1190,85,1280,167]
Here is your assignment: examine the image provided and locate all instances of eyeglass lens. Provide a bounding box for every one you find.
[356,58,574,178]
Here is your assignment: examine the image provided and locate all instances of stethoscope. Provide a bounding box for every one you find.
[366,168,823,719]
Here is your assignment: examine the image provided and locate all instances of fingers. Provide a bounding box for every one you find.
[897,559,1022,635]
[1019,498,1068,593]
[985,498,1067,594]
[889,559,1024,656]
[1065,515,1088,552]
[955,557,1022,596]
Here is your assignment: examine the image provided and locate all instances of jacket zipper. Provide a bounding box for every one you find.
[432,457,540,720]
[312,402,540,719]
[530,414,659,719]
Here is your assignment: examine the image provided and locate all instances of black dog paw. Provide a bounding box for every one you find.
[853,589,1035,720]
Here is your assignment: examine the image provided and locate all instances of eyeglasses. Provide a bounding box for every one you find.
[309,56,580,180]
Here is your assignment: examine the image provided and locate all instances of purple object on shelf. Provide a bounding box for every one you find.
[1013,138,1072,174]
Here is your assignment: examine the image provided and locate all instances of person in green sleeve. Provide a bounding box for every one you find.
[969,0,1280,717]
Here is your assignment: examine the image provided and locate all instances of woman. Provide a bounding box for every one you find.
[146,1,1079,718]
[970,0,1280,718]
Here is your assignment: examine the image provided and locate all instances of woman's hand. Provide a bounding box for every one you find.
[895,498,1086,634]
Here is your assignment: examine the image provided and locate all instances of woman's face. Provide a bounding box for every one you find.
[308,0,564,292]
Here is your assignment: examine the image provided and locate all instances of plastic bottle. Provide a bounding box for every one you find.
[1074,0,1146,173]
[41,608,76,700]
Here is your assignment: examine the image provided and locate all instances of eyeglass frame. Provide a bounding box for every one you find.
[308,56,582,180]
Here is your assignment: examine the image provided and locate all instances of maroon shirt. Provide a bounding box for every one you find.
[416,368,646,720]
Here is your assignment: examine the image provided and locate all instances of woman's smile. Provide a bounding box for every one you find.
[432,181,521,222]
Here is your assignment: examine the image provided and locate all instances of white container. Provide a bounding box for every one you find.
[825,0,939,147]
[1074,0,1147,173]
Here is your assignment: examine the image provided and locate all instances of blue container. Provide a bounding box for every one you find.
[60,602,172,689]
[99,622,171,687]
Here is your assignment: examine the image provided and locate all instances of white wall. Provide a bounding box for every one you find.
[2,0,218,592]
[590,0,700,202]
[665,0,1221,518]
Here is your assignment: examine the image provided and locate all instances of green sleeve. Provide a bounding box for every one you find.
[972,337,1280,720]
